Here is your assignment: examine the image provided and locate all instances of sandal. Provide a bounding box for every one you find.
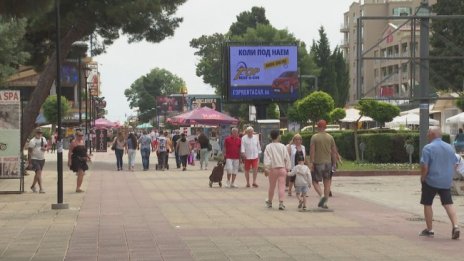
[76,189,85,193]
[252,183,258,188]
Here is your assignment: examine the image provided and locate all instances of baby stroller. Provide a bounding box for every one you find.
[209,160,225,187]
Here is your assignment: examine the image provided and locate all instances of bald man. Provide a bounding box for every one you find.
[419,126,460,239]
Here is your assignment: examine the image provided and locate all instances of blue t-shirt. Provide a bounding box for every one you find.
[420,138,457,189]
[138,135,152,150]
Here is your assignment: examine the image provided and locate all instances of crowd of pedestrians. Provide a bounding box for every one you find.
[24,121,461,239]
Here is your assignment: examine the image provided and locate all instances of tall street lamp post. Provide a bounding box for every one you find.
[51,0,68,210]
[84,66,91,152]
[181,86,188,112]
[71,42,88,126]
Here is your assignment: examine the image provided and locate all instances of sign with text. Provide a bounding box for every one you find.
[0,90,21,177]
[190,97,220,111]
[228,45,299,102]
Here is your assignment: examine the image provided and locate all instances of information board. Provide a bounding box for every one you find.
[0,90,21,177]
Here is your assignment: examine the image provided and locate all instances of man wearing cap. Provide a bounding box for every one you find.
[241,126,261,187]
[309,120,338,208]
[28,127,48,193]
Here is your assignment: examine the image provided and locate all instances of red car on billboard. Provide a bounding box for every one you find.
[272,71,299,94]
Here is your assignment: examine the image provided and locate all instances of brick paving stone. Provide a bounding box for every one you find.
[2,151,464,260]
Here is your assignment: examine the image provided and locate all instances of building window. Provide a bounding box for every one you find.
[392,7,412,16]
[401,43,408,54]
[401,63,408,73]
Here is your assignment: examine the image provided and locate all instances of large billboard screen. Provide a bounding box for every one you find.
[228,45,298,102]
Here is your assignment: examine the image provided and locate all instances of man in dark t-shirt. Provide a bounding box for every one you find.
[172,130,181,168]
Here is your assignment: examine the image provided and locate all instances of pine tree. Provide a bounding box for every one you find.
[430,0,464,91]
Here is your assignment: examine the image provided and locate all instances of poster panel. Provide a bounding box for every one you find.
[95,129,108,152]
[156,96,188,113]
[190,98,220,111]
[228,45,299,102]
[0,91,21,177]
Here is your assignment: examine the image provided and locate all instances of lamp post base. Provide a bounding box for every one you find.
[51,203,69,210]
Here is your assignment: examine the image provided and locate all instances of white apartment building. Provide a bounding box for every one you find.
[341,0,436,104]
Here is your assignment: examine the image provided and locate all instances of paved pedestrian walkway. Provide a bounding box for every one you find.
[0,150,463,260]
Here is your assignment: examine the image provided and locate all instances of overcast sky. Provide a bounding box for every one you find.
[95,0,355,122]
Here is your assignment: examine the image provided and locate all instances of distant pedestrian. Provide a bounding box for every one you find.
[68,130,90,192]
[288,154,311,211]
[241,126,261,187]
[198,130,210,170]
[309,120,338,209]
[419,126,460,239]
[176,133,191,171]
[112,131,126,171]
[138,130,152,171]
[263,129,291,210]
[164,131,173,169]
[287,133,305,196]
[156,132,169,171]
[172,130,181,168]
[126,132,138,171]
[28,127,47,193]
[51,131,57,153]
[224,128,241,188]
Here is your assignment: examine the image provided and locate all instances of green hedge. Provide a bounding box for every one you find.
[281,130,450,163]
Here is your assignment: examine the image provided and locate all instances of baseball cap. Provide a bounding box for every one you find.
[317,120,327,129]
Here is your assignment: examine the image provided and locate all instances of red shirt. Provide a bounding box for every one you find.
[224,135,241,159]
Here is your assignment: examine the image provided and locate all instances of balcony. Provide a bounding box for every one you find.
[339,39,349,48]
[382,73,400,84]
[340,23,349,32]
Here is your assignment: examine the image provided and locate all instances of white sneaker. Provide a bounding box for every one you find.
[230,183,238,188]
[226,180,231,188]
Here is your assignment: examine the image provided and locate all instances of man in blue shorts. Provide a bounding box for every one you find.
[420,126,460,239]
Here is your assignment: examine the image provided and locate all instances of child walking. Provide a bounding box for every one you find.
[288,154,311,211]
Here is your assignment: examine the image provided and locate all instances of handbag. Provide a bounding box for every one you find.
[207,142,212,151]
[188,152,194,165]
[111,142,116,151]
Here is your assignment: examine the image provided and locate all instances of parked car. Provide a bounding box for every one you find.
[272,71,299,94]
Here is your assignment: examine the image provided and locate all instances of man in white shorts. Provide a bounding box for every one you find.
[223,128,241,188]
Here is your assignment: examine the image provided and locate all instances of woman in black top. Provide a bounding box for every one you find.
[68,130,90,193]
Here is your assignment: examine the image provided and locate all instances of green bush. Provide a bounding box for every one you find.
[332,131,355,161]
[359,134,393,163]
[281,130,450,164]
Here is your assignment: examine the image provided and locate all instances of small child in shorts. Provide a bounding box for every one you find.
[288,154,311,211]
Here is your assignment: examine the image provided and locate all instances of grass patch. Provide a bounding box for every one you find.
[338,160,419,171]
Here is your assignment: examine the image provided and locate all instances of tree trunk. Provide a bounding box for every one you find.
[21,27,85,147]
[354,116,362,162]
